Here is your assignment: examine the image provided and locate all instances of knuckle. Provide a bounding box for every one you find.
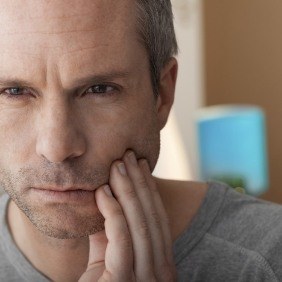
[123,185,137,200]
[137,220,150,240]
[116,184,137,201]
[107,202,124,217]
[151,211,162,230]
[113,206,125,218]
[136,176,148,189]
[116,231,132,249]
[163,214,171,227]
[105,219,131,247]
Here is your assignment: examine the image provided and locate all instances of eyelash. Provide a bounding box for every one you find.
[0,84,119,100]
[84,84,118,96]
[1,88,30,100]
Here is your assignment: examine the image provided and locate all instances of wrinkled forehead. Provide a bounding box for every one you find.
[0,0,143,86]
[0,0,137,51]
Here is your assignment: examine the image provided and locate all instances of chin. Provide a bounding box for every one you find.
[35,213,105,239]
[17,197,105,239]
[32,210,105,239]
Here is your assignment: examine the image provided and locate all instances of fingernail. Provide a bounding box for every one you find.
[117,162,127,176]
[104,185,113,197]
[127,151,137,165]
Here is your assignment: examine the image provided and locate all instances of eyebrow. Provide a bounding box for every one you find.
[0,70,131,91]
[70,70,131,88]
[0,78,34,88]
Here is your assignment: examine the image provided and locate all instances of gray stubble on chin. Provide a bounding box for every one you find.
[0,166,108,239]
[31,210,106,239]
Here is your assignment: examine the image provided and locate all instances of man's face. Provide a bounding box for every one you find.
[0,0,163,239]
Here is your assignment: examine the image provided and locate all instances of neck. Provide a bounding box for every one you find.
[8,200,89,281]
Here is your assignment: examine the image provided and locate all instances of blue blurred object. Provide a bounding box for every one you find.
[196,105,269,196]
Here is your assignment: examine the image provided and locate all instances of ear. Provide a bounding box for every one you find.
[156,57,178,130]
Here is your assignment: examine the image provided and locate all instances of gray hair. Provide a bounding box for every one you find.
[135,0,178,95]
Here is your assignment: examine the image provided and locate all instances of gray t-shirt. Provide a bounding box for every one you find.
[1,182,282,281]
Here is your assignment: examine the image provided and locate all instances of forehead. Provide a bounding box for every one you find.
[0,0,137,50]
[0,0,143,85]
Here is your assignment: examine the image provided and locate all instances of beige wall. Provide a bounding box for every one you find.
[203,0,282,203]
[154,0,205,180]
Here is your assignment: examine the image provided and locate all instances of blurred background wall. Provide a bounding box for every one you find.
[204,0,282,203]
[155,0,282,203]
[154,0,204,180]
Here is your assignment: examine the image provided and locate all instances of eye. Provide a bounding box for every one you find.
[85,84,117,95]
[0,87,31,100]
[5,87,25,96]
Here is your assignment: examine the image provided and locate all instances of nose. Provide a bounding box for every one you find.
[36,98,86,163]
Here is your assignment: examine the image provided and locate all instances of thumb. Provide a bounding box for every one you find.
[79,262,105,282]
[79,228,107,281]
[88,229,108,264]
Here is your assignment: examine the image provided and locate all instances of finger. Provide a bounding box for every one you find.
[123,151,167,278]
[109,161,155,280]
[87,229,107,266]
[93,185,134,281]
[141,160,176,279]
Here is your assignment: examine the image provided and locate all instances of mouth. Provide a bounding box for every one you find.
[33,185,96,192]
[30,187,96,203]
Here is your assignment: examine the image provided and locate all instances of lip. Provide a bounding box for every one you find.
[33,186,95,192]
[30,187,96,203]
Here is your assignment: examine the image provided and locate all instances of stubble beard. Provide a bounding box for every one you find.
[0,131,161,239]
[1,166,107,239]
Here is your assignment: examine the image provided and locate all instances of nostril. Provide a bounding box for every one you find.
[36,132,86,163]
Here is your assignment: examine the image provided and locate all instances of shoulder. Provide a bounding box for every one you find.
[199,182,282,253]
[171,181,282,281]
[200,183,282,280]
[184,231,280,282]
[210,184,282,246]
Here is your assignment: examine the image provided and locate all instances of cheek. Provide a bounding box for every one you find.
[0,109,33,167]
[0,97,160,173]
[86,104,160,167]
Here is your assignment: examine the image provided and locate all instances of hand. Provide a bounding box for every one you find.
[79,151,176,281]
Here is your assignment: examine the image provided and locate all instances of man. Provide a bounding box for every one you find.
[0,0,282,281]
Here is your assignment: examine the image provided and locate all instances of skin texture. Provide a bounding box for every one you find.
[0,0,166,239]
[78,152,177,281]
[1,0,209,281]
